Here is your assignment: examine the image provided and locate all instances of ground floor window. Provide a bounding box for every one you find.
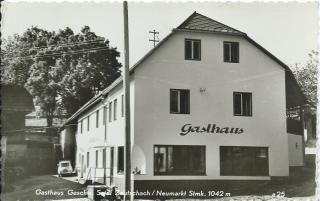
[154,145,205,175]
[87,152,90,168]
[117,146,124,173]
[220,146,269,176]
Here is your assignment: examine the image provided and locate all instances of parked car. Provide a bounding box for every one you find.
[57,160,73,177]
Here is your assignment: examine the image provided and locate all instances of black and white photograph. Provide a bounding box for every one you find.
[0,0,318,201]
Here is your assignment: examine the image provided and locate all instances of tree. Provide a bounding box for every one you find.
[292,50,318,144]
[292,50,318,107]
[52,26,121,115]
[1,34,36,85]
[2,26,122,126]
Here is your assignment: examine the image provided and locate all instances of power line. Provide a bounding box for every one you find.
[14,46,111,60]
[31,39,105,50]
[1,39,107,56]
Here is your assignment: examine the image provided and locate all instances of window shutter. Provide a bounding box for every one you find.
[185,40,192,59]
[234,93,242,115]
[224,43,230,62]
[193,41,201,60]
[170,90,179,113]
[242,93,252,116]
[232,43,239,62]
[181,90,190,114]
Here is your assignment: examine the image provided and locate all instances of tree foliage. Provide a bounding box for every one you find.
[292,50,318,107]
[2,26,122,126]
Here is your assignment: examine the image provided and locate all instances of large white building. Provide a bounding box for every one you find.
[61,12,305,192]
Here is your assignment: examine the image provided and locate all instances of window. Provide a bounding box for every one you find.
[220,146,269,176]
[87,152,90,168]
[118,146,124,173]
[80,120,83,133]
[102,149,106,168]
[95,150,98,167]
[154,145,205,175]
[121,94,124,117]
[224,41,239,63]
[170,89,190,114]
[233,92,252,116]
[185,39,201,60]
[87,116,90,131]
[114,99,117,120]
[109,102,112,122]
[96,110,99,128]
[103,106,106,125]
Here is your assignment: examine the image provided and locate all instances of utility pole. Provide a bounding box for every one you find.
[123,1,132,201]
[149,29,159,47]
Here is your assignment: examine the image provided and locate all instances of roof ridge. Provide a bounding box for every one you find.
[177,11,245,35]
[176,11,198,29]
[194,12,245,34]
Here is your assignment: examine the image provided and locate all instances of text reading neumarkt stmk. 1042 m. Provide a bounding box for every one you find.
[180,124,244,136]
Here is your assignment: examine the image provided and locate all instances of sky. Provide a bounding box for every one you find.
[1,1,318,67]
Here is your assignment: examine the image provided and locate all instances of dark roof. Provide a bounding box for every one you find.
[177,12,245,35]
[1,84,34,112]
[62,12,306,127]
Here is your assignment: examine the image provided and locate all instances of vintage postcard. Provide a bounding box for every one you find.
[1,0,318,201]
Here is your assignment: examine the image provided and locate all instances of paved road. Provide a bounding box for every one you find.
[2,175,87,201]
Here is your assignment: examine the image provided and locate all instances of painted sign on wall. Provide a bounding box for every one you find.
[180,124,244,136]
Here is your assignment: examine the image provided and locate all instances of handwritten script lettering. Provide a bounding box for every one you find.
[180,124,244,136]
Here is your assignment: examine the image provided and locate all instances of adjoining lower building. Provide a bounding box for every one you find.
[61,12,305,192]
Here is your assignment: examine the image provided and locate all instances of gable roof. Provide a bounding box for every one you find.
[62,12,306,128]
[1,84,34,112]
[177,12,245,35]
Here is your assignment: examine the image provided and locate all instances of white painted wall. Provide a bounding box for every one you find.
[74,30,291,182]
[133,31,289,180]
[75,78,135,185]
[288,133,304,166]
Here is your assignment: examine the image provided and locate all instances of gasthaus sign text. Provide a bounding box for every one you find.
[180,124,244,136]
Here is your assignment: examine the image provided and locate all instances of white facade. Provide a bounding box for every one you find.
[64,12,305,189]
[133,31,288,180]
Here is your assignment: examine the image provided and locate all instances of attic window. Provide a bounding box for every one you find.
[224,41,239,63]
[185,39,201,60]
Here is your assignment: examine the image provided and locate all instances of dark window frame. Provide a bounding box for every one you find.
[117,146,124,173]
[80,120,83,134]
[95,150,98,167]
[223,41,239,63]
[87,116,90,131]
[103,106,107,125]
[233,92,252,116]
[109,102,112,122]
[113,99,117,121]
[170,89,190,114]
[154,145,206,176]
[87,152,90,168]
[220,146,269,176]
[185,39,201,61]
[96,110,99,128]
[121,94,124,117]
